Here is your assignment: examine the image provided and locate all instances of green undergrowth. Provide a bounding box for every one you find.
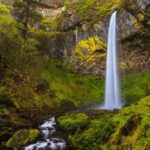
[121,71,150,103]
[41,59,104,107]
[103,95,150,149]
[58,113,89,133]
[58,95,150,150]
[41,62,150,107]
[58,113,116,150]
[6,129,40,149]
[69,119,115,150]
[0,58,104,109]
[1,60,149,110]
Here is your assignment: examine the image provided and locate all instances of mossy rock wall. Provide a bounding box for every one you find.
[32,0,150,75]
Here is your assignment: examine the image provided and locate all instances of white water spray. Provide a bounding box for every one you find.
[24,117,66,150]
[103,11,122,110]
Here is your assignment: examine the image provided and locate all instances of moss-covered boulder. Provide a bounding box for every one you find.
[65,96,150,150]
[6,129,40,149]
[103,95,150,149]
[58,113,89,133]
[69,118,116,150]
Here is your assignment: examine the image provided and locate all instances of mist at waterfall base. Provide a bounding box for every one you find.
[100,11,122,110]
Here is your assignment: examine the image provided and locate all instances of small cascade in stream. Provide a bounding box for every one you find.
[103,11,122,110]
[24,117,66,150]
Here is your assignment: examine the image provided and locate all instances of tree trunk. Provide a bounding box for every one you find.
[23,0,32,38]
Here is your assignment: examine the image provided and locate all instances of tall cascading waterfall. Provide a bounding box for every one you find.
[104,11,122,110]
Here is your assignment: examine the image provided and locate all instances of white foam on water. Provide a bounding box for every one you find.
[40,117,56,138]
[24,139,66,150]
[40,117,56,129]
[24,117,66,150]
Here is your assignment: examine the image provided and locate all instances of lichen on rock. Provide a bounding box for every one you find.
[69,35,106,75]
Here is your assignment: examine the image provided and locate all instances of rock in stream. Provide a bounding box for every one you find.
[24,117,66,150]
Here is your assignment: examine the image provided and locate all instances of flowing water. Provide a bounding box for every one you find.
[24,117,66,150]
[103,11,122,110]
[24,11,122,149]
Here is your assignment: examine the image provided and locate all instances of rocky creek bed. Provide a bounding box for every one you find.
[24,117,68,150]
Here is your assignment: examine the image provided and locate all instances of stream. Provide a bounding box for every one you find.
[24,117,67,150]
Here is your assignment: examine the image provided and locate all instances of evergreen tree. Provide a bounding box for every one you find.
[13,0,41,38]
[0,4,21,67]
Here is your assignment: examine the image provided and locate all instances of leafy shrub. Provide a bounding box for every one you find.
[58,113,89,133]
[69,118,115,150]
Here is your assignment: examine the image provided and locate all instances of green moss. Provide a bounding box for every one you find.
[58,0,123,29]
[36,78,49,92]
[13,89,54,109]
[69,118,115,150]
[41,59,104,106]
[39,17,57,31]
[12,59,149,109]
[0,105,16,116]
[0,4,10,14]
[10,116,33,127]
[73,35,106,62]
[1,58,149,110]
[6,129,40,149]
[28,130,40,141]
[0,106,10,115]
[67,96,150,150]
[79,0,94,12]
[103,95,150,149]
[121,71,150,103]
[58,113,89,133]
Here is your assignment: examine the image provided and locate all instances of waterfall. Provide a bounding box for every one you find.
[103,11,122,110]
